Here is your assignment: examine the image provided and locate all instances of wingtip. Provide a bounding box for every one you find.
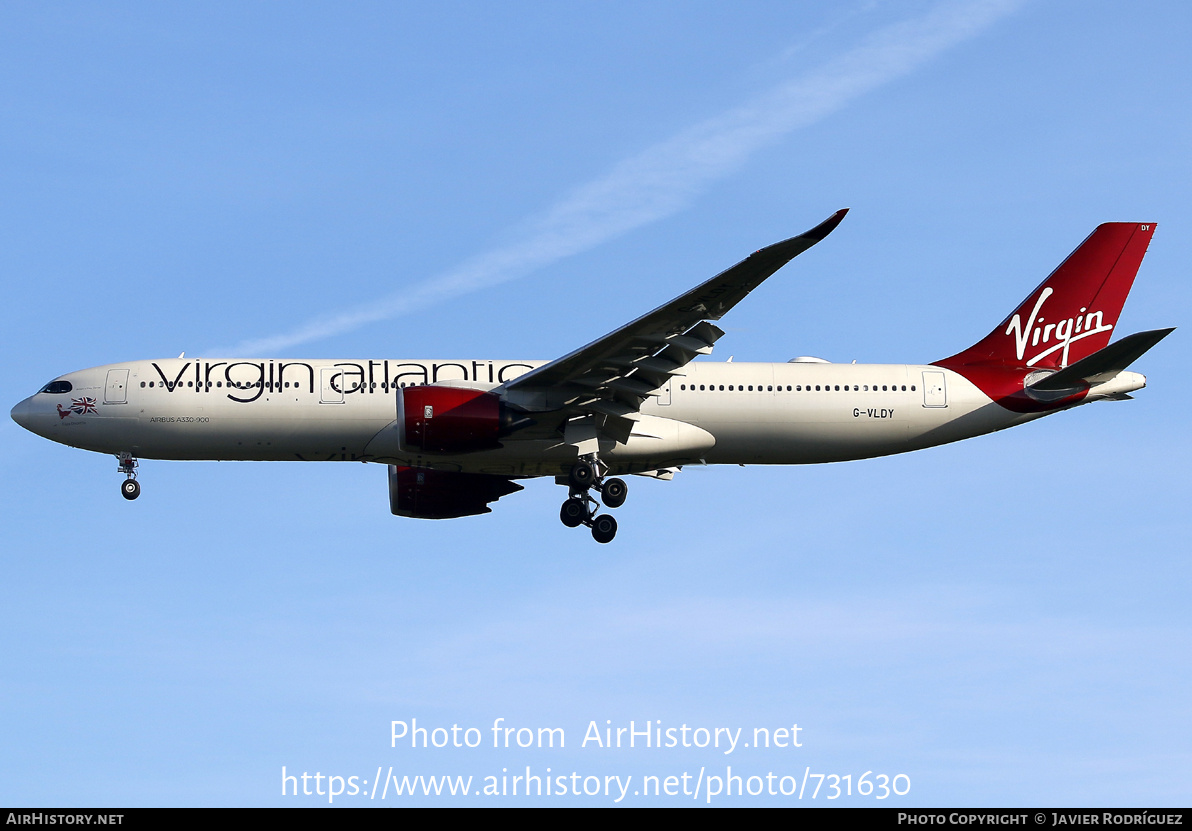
[804,208,849,241]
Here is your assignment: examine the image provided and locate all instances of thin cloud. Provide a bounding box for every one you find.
[217,0,1023,356]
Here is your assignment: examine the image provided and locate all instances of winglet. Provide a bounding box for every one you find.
[747,208,848,269]
[804,208,849,242]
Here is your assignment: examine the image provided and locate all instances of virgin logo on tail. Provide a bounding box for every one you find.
[1005,288,1113,367]
[937,222,1153,372]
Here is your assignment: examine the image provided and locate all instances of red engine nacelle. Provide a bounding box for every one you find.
[388,465,523,519]
[398,386,506,453]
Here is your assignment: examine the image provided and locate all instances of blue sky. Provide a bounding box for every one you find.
[2,0,1189,806]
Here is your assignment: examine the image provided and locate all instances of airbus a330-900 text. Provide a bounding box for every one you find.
[11,210,1172,542]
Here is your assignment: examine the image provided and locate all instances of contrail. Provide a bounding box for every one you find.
[217,0,1023,356]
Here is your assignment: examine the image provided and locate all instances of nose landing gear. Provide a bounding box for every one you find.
[558,456,628,543]
[117,453,140,500]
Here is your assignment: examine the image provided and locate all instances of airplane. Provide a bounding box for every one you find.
[10,210,1173,543]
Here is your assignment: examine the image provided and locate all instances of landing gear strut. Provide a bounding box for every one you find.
[557,456,628,543]
[117,453,140,500]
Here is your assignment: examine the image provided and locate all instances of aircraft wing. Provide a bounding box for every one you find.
[500,208,848,441]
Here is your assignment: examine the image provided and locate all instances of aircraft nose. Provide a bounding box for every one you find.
[11,397,46,435]
[11,397,34,429]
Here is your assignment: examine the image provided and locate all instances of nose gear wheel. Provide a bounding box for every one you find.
[117,453,140,500]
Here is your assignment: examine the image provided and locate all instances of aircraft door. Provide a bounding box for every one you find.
[657,378,672,406]
[921,370,947,407]
[104,369,129,404]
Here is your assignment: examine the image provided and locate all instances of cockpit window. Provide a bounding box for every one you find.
[39,380,73,394]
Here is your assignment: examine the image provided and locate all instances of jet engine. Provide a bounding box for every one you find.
[397,385,510,453]
[388,465,523,518]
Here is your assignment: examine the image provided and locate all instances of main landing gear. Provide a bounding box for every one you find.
[117,453,140,500]
[558,457,628,544]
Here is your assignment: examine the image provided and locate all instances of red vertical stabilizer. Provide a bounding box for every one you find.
[937,222,1156,370]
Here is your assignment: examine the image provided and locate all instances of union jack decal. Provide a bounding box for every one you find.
[70,397,97,415]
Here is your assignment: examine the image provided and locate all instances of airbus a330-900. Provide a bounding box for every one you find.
[10,210,1172,542]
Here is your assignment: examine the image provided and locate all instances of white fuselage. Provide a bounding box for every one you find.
[12,356,1050,478]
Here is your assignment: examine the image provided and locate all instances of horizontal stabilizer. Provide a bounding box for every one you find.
[1028,328,1174,392]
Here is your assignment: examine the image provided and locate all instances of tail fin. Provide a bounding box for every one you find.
[938,222,1156,369]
